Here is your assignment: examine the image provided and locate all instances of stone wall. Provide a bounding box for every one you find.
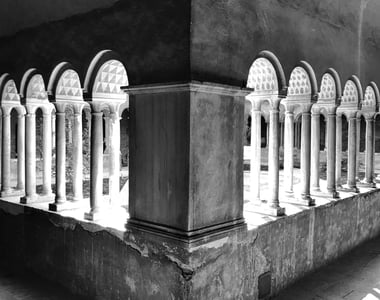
[1,189,380,299]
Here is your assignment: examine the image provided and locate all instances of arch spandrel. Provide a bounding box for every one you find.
[56,69,83,101]
[287,66,311,98]
[362,85,377,114]
[338,78,362,114]
[0,74,21,103]
[27,74,48,102]
[92,59,128,100]
[319,73,336,102]
[247,57,278,94]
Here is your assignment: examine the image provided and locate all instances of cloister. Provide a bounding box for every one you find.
[2,1,380,299]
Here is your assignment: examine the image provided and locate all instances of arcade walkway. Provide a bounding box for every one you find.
[274,235,380,300]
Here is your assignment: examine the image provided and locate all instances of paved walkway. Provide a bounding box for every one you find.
[273,236,380,300]
[0,268,87,300]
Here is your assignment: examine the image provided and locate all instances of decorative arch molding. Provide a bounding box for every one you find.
[83,50,129,101]
[339,75,363,112]
[20,68,49,104]
[48,62,83,102]
[0,73,21,103]
[247,50,287,97]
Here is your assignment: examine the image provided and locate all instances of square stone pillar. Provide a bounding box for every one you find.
[123,82,250,241]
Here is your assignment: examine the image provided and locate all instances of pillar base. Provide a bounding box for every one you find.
[258,202,285,216]
[282,194,315,206]
[49,200,81,212]
[340,185,360,193]
[357,181,377,188]
[0,188,24,198]
[84,210,104,222]
[325,190,340,199]
[127,217,246,242]
[20,194,39,204]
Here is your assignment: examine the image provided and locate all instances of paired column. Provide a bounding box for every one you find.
[1,111,11,195]
[250,109,261,204]
[300,111,314,205]
[42,113,53,197]
[283,110,294,195]
[326,112,339,198]
[109,111,121,205]
[347,114,359,192]
[16,114,25,191]
[49,110,66,211]
[85,109,103,221]
[335,115,342,188]
[267,101,285,215]
[72,109,83,201]
[364,116,375,187]
[310,111,320,193]
[21,111,37,203]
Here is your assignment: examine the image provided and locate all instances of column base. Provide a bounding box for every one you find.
[282,193,315,206]
[49,200,81,212]
[20,194,39,204]
[257,202,286,216]
[325,190,340,199]
[126,217,246,243]
[357,180,377,188]
[339,185,360,193]
[0,188,24,198]
[84,210,104,222]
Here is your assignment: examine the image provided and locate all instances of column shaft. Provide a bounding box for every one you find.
[1,113,11,193]
[250,110,261,203]
[55,112,66,203]
[347,116,358,190]
[300,112,313,203]
[336,115,342,188]
[326,113,338,196]
[356,117,361,178]
[109,112,121,204]
[85,111,103,220]
[364,118,375,185]
[22,113,36,201]
[42,113,52,195]
[310,112,320,192]
[284,111,294,194]
[72,112,83,201]
[17,115,25,190]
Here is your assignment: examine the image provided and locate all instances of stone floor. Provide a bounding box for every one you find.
[0,268,88,300]
[273,235,380,300]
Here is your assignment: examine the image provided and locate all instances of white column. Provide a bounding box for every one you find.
[42,112,53,196]
[72,110,83,201]
[336,115,342,188]
[49,111,66,211]
[356,117,361,179]
[85,110,104,221]
[364,116,375,187]
[1,112,11,195]
[267,103,285,216]
[300,111,314,205]
[326,112,339,198]
[347,114,359,192]
[250,109,261,204]
[16,114,25,191]
[20,111,37,203]
[283,110,294,195]
[109,111,121,205]
[310,111,320,193]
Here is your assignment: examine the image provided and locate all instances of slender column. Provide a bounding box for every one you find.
[279,120,284,149]
[336,115,342,188]
[347,115,359,191]
[356,117,361,179]
[1,112,11,195]
[267,105,285,215]
[85,111,103,221]
[364,117,375,186]
[250,109,261,203]
[42,113,52,196]
[300,112,314,205]
[72,111,83,201]
[310,111,320,192]
[324,119,328,151]
[265,121,269,148]
[109,111,121,204]
[20,112,37,203]
[49,112,66,210]
[284,110,294,194]
[16,114,25,191]
[326,112,338,197]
